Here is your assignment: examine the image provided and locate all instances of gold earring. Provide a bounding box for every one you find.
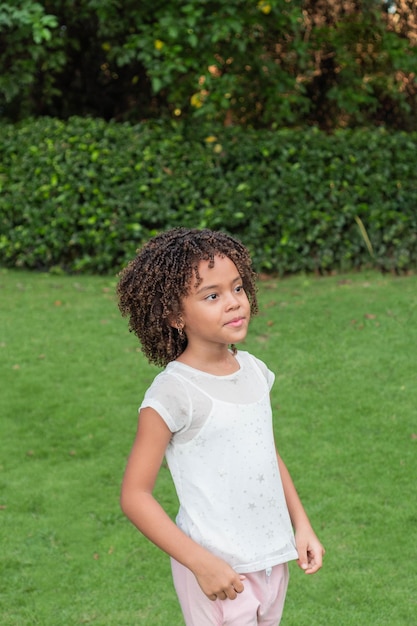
[176,317,184,337]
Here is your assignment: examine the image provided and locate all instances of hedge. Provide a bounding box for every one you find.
[0,117,416,275]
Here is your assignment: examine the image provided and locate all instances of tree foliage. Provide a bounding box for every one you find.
[0,0,416,128]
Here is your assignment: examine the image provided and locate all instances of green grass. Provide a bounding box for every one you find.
[1,268,416,625]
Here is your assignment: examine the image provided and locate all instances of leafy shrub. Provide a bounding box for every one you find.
[0,116,416,275]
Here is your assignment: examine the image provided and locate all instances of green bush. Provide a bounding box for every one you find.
[0,116,416,274]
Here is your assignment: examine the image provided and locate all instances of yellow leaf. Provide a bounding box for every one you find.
[190,93,203,108]
[257,1,272,14]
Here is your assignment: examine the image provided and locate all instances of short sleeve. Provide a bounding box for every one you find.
[248,353,275,390]
[140,371,192,433]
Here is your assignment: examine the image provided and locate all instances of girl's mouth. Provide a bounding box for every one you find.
[225,317,245,328]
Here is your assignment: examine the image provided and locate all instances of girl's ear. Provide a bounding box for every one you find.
[176,316,185,333]
[168,313,184,331]
[168,314,185,339]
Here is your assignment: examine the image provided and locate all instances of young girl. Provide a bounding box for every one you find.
[117,228,324,625]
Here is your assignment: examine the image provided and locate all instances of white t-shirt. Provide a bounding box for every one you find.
[140,350,298,573]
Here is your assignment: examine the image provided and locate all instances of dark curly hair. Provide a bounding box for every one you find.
[117,228,258,367]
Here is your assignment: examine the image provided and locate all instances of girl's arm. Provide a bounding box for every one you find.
[277,452,325,574]
[121,406,245,600]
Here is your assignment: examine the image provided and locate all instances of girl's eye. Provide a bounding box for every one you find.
[205,293,218,301]
[235,285,244,293]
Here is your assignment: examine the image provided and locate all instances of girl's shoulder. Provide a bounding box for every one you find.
[237,350,275,389]
[144,363,189,396]
[140,366,192,433]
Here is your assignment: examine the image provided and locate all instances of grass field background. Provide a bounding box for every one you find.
[1,268,416,625]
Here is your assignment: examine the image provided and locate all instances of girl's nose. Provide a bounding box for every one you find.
[225,293,240,310]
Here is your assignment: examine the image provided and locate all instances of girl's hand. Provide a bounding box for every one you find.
[193,554,245,601]
[295,527,325,574]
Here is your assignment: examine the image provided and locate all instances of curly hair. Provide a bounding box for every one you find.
[117,228,258,367]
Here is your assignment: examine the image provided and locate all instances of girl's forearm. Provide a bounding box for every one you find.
[277,453,325,573]
[121,490,212,571]
[120,489,246,597]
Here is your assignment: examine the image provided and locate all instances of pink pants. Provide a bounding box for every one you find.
[171,558,289,626]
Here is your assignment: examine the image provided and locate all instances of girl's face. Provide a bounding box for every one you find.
[179,255,251,352]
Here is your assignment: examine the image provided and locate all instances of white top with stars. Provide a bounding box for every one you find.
[140,350,298,573]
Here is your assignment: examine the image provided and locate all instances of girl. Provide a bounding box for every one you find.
[117,228,324,625]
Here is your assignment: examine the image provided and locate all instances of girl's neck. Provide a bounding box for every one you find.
[176,346,240,376]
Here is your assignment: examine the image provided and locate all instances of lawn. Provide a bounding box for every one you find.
[1,268,416,625]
